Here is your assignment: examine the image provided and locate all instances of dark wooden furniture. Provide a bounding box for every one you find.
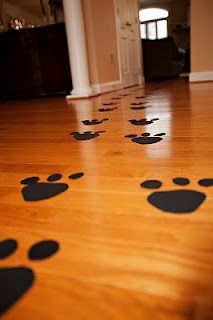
[0,23,72,99]
[142,37,182,81]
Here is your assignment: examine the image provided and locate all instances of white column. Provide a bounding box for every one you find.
[62,0,94,99]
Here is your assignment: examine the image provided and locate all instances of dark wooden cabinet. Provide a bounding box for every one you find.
[0,23,72,99]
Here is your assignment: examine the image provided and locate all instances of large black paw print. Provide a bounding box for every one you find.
[0,239,59,315]
[129,118,159,126]
[98,107,117,112]
[82,118,109,125]
[141,178,213,214]
[125,132,166,144]
[21,173,84,201]
[70,131,105,140]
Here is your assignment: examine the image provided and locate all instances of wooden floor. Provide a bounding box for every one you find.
[0,78,213,319]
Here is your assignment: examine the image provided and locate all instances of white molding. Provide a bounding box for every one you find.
[92,80,123,94]
[66,80,122,100]
[66,86,96,100]
[189,71,213,83]
[139,75,145,85]
[113,0,123,86]
[66,92,97,100]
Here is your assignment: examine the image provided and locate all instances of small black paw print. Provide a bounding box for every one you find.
[129,118,159,126]
[141,178,213,213]
[135,96,145,99]
[102,102,117,106]
[70,131,105,140]
[0,239,59,315]
[130,106,149,110]
[21,172,84,201]
[82,118,109,125]
[98,107,117,112]
[125,132,166,144]
[131,102,145,106]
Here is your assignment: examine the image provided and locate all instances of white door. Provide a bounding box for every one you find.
[116,0,142,88]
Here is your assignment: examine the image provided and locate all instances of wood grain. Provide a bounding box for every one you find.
[0,79,213,319]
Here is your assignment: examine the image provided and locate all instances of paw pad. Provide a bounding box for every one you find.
[0,239,18,259]
[29,240,59,260]
[141,178,213,214]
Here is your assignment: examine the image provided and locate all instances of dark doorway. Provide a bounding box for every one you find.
[139,0,190,82]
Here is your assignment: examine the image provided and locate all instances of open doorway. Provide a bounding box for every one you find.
[139,0,190,82]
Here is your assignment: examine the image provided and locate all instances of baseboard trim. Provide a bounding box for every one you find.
[189,71,213,83]
[139,75,145,85]
[92,80,123,95]
[66,79,141,100]
[66,92,97,100]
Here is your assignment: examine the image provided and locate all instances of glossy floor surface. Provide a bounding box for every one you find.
[0,79,213,319]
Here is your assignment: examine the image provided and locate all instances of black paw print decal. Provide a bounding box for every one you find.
[129,118,159,126]
[130,102,145,106]
[135,95,145,99]
[130,106,149,110]
[98,107,117,112]
[125,132,166,145]
[21,172,84,201]
[102,102,117,106]
[82,118,109,125]
[141,178,213,214]
[70,131,105,140]
[0,239,59,315]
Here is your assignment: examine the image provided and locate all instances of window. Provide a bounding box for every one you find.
[139,8,169,40]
